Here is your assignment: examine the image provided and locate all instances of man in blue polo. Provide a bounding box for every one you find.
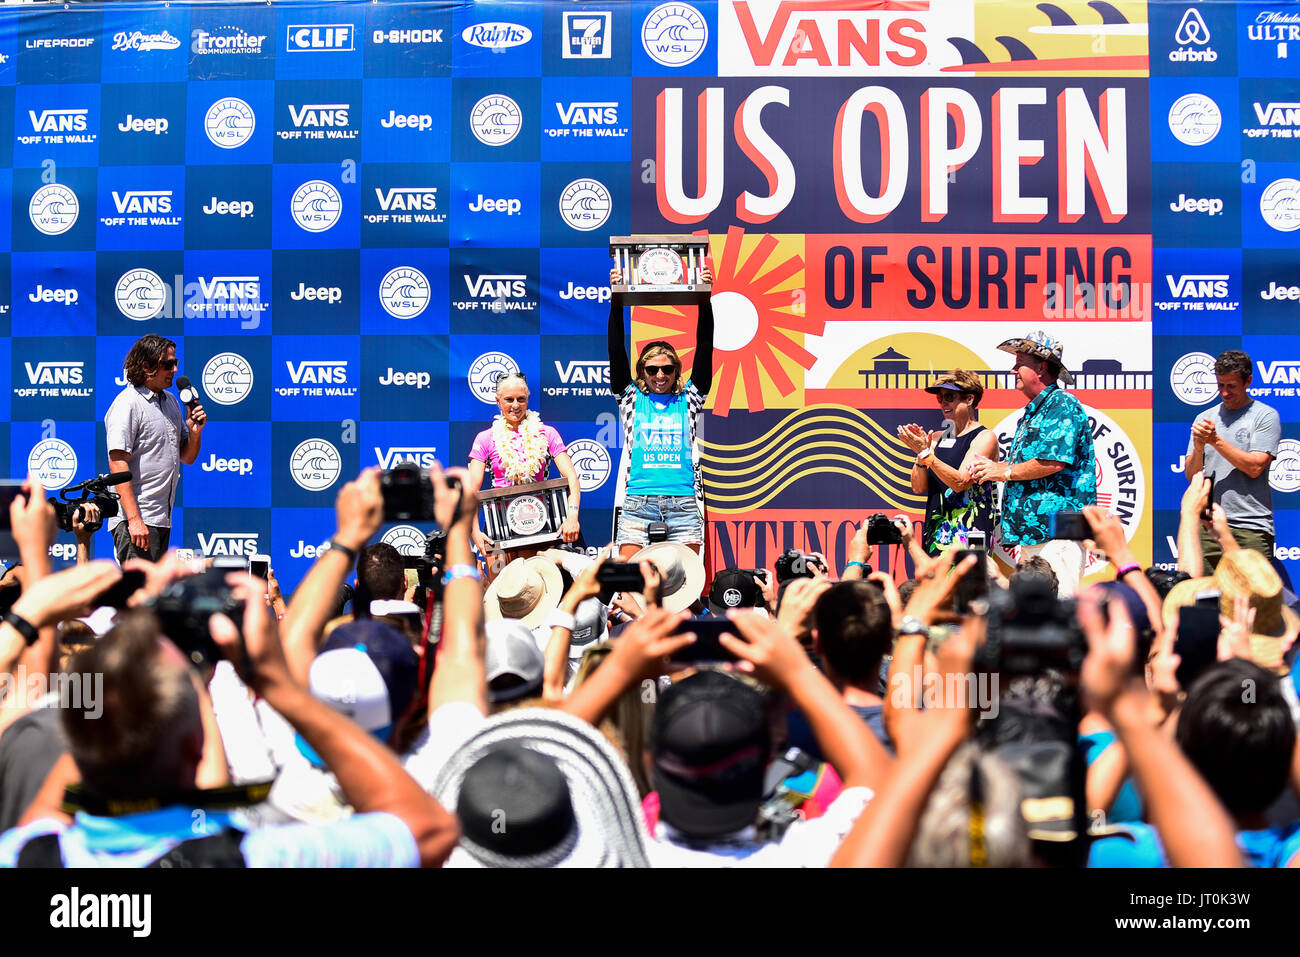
[969,330,1096,596]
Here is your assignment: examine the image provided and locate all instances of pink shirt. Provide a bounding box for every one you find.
[469,424,567,488]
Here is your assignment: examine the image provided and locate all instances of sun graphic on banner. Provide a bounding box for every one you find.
[630,226,816,417]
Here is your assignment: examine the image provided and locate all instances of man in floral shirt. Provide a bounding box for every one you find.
[969,331,1096,596]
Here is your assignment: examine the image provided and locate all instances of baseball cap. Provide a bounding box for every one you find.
[296,619,419,766]
[485,618,545,703]
[708,568,765,616]
[650,670,772,838]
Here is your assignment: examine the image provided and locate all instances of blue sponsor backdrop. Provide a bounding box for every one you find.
[0,0,1297,592]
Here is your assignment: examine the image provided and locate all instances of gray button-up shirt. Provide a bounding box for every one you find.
[104,385,189,529]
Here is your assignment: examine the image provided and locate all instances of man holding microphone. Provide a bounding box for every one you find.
[103,334,207,563]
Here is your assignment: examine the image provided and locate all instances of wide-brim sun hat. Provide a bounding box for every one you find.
[432,708,650,868]
[483,556,563,629]
[628,541,706,614]
[996,330,1075,385]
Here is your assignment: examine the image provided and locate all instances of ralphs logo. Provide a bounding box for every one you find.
[461,21,532,49]
[454,271,537,314]
[374,446,438,468]
[197,531,259,557]
[286,24,355,52]
[1170,7,1217,62]
[192,26,267,55]
[719,0,930,75]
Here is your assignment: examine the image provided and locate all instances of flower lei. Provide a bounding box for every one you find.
[493,410,549,486]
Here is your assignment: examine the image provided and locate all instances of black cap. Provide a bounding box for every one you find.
[457,745,576,858]
[708,568,765,615]
[650,670,770,838]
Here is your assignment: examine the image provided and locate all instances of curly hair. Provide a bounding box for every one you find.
[930,369,984,407]
[634,341,684,395]
[123,334,177,387]
[1214,349,1252,381]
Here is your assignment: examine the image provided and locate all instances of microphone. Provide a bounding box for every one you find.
[175,376,199,410]
[64,470,133,493]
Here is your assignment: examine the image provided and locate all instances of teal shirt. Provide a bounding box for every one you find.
[1001,384,1097,546]
[627,390,694,496]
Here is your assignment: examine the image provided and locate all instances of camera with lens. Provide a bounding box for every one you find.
[774,549,826,584]
[146,557,247,668]
[865,513,903,546]
[975,574,1085,679]
[380,464,462,524]
[50,475,123,533]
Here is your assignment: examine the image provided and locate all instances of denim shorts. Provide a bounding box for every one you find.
[616,494,703,545]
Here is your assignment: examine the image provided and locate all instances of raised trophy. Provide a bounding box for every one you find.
[610,234,712,304]
[477,477,572,550]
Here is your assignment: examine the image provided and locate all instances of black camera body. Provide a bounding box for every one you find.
[774,548,826,584]
[975,574,1085,679]
[380,464,461,524]
[865,513,903,546]
[50,477,122,533]
[147,558,246,668]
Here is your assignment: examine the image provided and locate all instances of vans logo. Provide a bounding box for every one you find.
[1166,274,1229,298]
[196,532,258,557]
[465,274,527,298]
[374,447,438,469]
[286,360,347,384]
[287,103,350,127]
[24,361,84,385]
[1253,102,1300,126]
[112,190,172,214]
[375,187,438,211]
[29,109,88,133]
[555,360,610,384]
[1258,361,1300,384]
[556,101,619,125]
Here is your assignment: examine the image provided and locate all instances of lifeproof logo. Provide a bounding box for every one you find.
[468,352,520,404]
[1271,438,1300,493]
[1171,7,1217,62]
[28,184,79,235]
[642,2,707,67]
[1170,351,1219,405]
[205,98,256,149]
[112,30,180,52]
[1260,178,1300,232]
[470,94,522,146]
[563,10,612,58]
[25,37,94,49]
[290,180,342,232]
[378,267,431,319]
[286,24,354,52]
[202,352,254,405]
[558,178,611,231]
[1168,93,1221,145]
[566,438,612,491]
[290,438,343,491]
[461,21,532,49]
[114,269,167,321]
[28,438,77,490]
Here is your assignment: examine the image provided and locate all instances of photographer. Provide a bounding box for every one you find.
[71,502,100,565]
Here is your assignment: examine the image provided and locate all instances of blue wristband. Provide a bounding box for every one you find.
[845,561,866,569]
[442,563,483,585]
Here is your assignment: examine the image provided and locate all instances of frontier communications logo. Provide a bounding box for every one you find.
[29,184,79,235]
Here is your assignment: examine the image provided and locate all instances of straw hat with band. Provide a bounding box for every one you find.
[627,542,706,614]
[484,556,562,629]
[1162,549,1300,675]
[996,330,1076,385]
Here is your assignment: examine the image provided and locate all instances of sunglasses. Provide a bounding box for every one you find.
[645,364,675,376]
[158,359,178,370]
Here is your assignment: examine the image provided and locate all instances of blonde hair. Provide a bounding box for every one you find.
[494,373,529,399]
[634,343,684,395]
[931,369,984,407]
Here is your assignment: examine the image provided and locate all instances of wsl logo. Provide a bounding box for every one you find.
[1170,352,1219,406]
[470,95,522,146]
[469,352,520,404]
[642,2,707,67]
[114,269,167,321]
[1260,178,1300,233]
[558,178,612,231]
[28,439,77,491]
[290,180,342,232]
[566,438,612,492]
[29,184,79,235]
[1271,439,1300,494]
[1168,93,1221,146]
[202,352,254,406]
[1171,8,1217,62]
[381,525,426,556]
[205,97,255,149]
[379,267,431,319]
[290,439,343,491]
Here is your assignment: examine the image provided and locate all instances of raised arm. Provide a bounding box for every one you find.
[1176,473,1211,577]
[691,295,715,396]
[607,269,633,394]
[427,463,488,717]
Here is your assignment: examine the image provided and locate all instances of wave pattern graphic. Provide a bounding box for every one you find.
[699,405,927,514]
